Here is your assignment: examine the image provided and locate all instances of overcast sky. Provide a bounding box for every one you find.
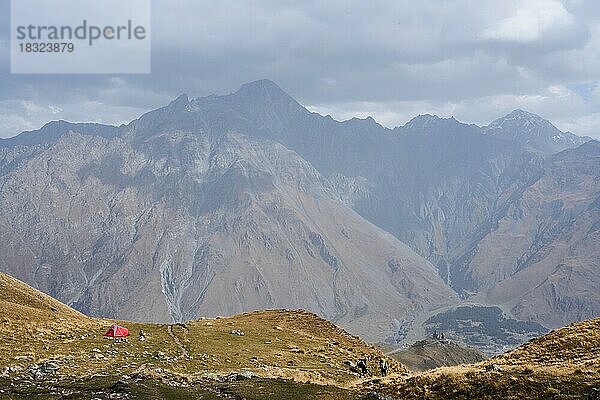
[1,0,600,138]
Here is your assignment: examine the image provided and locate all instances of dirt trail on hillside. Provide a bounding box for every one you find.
[167,324,190,360]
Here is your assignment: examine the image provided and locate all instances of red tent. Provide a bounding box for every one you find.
[104,324,129,338]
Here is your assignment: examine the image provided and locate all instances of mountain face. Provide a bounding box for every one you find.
[139,81,549,293]
[468,141,600,327]
[0,109,456,342]
[0,79,597,347]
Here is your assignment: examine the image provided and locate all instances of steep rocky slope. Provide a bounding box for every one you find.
[185,81,597,333]
[152,81,571,298]
[465,141,600,327]
[145,80,595,334]
[0,115,456,342]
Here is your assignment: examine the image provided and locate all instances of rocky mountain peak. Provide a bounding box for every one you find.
[231,79,302,110]
[236,79,285,96]
[484,109,589,154]
[487,109,555,134]
[403,114,441,129]
[506,108,544,120]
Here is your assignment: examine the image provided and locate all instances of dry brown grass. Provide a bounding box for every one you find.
[1,272,599,399]
[493,317,600,369]
[359,364,599,399]
[358,318,600,399]
[0,273,400,386]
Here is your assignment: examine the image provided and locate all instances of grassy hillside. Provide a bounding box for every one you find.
[0,272,86,322]
[495,318,600,369]
[1,272,599,399]
[360,317,600,399]
[0,273,400,399]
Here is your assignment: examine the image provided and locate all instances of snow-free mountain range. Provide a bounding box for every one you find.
[0,80,598,351]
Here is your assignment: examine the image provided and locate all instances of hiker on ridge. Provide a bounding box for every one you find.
[357,358,367,377]
[379,358,389,377]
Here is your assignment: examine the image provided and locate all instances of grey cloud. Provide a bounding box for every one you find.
[0,0,599,138]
